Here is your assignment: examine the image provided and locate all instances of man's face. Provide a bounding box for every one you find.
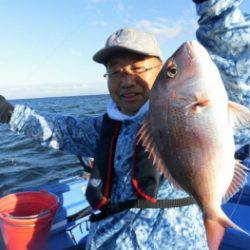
[106,53,162,116]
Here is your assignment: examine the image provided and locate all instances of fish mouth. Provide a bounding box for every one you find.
[185,40,209,61]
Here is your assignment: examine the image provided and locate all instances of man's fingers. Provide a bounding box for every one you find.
[0,96,14,123]
[0,112,8,123]
[0,95,6,101]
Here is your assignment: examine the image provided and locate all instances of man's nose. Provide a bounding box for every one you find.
[120,73,136,88]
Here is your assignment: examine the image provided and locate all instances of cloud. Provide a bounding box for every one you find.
[135,8,198,44]
[114,0,124,12]
[90,0,108,3]
[89,0,125,13]
[90,20,108,27]
[69,49,83,57]
[136,19,183,42]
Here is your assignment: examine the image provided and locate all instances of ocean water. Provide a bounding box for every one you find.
[0,94,110,196]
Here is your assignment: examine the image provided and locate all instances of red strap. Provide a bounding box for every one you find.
[95,197,108,210]
[96,121,121,210]
[132,179,157,203]
[132,137,157,204]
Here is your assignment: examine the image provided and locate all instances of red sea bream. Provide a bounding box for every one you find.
[138,41,250,250]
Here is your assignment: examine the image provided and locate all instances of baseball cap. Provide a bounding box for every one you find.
[93,28,162,64]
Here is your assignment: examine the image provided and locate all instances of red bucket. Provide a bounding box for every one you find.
[0,191,60,250]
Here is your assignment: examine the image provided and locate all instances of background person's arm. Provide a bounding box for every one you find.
[8,104,102,157]
[194,0,250,149]
[194,0,250,106]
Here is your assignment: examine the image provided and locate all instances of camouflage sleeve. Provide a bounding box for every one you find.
[9,104,103,157]
[195,0,250,148]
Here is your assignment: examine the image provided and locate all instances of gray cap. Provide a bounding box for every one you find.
[93,28,162,64]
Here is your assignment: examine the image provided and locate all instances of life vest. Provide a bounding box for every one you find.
[86,114,161,208]
[85,114,194,221]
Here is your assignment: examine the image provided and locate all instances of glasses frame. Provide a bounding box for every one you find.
[103,64,162,78]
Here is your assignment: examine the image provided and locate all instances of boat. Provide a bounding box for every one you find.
[1,164,250,249]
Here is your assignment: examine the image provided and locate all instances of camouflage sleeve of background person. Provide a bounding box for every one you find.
[9,104,103,158]
[194,0,250,149]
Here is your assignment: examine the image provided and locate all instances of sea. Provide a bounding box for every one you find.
[0,94,110,196]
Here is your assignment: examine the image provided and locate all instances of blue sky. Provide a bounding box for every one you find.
[0,0,249,100]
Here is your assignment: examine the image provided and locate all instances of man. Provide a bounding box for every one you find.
[0,0,249,249]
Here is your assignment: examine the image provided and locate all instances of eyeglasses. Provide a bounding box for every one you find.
[103,64,162,78]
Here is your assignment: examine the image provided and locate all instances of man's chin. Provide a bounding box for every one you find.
[120,104,141,116]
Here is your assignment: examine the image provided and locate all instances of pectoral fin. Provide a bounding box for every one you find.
[137,116,181,189]
[228,101,250,131]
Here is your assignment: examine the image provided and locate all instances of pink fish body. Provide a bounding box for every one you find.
[138,41,250,250]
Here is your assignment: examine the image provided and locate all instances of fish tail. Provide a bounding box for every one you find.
[217,210,249,236]
[204,210,248,250]
[204,218,225,250]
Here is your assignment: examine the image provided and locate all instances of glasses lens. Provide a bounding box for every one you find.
[131,66,146,74]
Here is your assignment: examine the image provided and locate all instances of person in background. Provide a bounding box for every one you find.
[0,0,249,249]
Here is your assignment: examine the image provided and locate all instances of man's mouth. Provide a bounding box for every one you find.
[121,93,140,102]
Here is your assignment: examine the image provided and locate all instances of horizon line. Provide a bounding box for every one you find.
[9,93,109,101]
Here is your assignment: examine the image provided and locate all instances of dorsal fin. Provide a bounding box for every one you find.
[222,160,249,203]
[228,101,250,131]
[137,116,181,189]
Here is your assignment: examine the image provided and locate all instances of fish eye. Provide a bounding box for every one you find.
[166,63,177,78]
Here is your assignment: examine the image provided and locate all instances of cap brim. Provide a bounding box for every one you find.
[93,46,155,65]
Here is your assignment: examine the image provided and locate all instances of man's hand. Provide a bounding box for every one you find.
[0,95,14,123]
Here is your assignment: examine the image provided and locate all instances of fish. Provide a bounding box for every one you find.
[137,40,250,250]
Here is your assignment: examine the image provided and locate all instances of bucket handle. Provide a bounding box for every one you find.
[1,209,51,220]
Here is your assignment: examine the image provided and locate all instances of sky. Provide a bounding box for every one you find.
[0,0,249,100]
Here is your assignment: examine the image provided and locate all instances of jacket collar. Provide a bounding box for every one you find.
[107,99,148,124]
